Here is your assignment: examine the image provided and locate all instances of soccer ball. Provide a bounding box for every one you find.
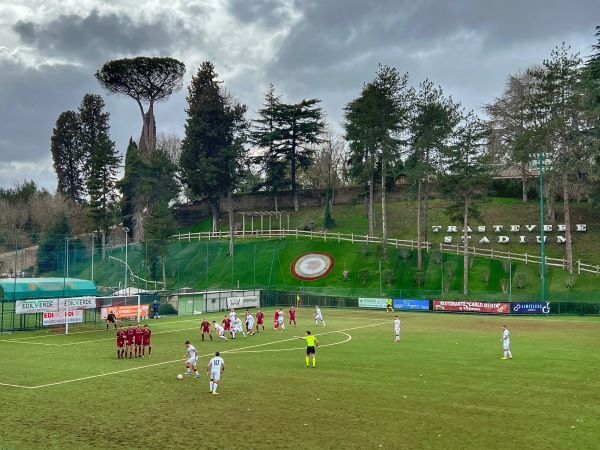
[176,374,183,380]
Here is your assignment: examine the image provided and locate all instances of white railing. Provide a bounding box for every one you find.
[172,229,597,275]
[108,255,165,290]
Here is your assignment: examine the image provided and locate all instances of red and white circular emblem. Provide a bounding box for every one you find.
[291,252,335,280]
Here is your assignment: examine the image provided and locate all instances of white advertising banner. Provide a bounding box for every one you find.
[358,298,388,309]
[43,310,83,326]
[227,296,259,309]
[15,299,59,314]
[16,297,97,314]
[59,297,97,310]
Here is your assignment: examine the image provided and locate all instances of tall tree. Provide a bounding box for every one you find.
[179,61,248,233]
[484,70,540,203]
[406,80,460,269]
[251,84,289,211]
[437,111,490,296]
[278,99,325,211]
[79,94,111,195]
[50,111,84,203]
[95,57,185,160]
[345,65,410,256]
[528,43,597,273]
[117,139,146,240]
[87,134,121,260]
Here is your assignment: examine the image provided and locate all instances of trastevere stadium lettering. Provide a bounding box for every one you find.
[432,224,586,244]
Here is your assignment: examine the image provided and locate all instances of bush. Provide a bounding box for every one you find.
[481,268,491,284]
[158,303,177,315]
[502,259,511,274]
[383,269,394,287]
[399,248,411,260]
[359,242,368,257]
[500,279,509,294]
[515,273,527,289]
[414,271,426,286]
[430,249,443,265]
[358,268,369,286]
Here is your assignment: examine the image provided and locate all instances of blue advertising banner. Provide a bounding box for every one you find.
[393,299,430,310]
[511,302,550,314]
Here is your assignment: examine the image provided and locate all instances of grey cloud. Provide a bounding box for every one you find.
[12,10,174,63]
[228,0,296,25]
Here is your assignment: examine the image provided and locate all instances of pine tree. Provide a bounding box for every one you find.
[50,111,85,203]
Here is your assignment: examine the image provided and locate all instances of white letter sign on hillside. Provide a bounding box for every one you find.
[431,223,586,244]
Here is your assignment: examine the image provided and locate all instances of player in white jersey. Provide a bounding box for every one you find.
[206,351,225,395]
[212,321,228,341]
[229,308,237,322]
[182,341,200,378]
[501,325,513,359]
[314,306,326,326]
[231,317,246,338]
[394,316,401,342]
[277,309,286,330]
[245,312,255,336]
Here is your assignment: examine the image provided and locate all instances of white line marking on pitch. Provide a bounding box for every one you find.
[0,322,386,390]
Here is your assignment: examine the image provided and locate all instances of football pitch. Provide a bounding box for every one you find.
[0,307,598,449]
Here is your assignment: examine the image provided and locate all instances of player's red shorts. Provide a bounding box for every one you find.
[126,339,134,346]
[117,341,125,348]
[143,340,151,346]
[202,327,211,333]
[223,324,231,330]
[134,339,143,346]
[257,319,264,324]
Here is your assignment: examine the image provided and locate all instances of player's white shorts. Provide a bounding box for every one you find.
[503,340,510,350]
[246,320,254,328]
[187,357,197,366]
[395,327,400,334]
[277,318,284,324]
[315,313,323,320]
[210,370,221,381]
[233,325,243,332]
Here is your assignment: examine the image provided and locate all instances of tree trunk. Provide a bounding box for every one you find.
[423,178,430,243]
[228,189,235,257]
[563,173,572,273]
[463,197,469,296]
[381,164,388,259]
[138,101,156,161]
[417,178,422,270]
[368,175,374,237]
[521,162,528,203]
[212,197,220,233]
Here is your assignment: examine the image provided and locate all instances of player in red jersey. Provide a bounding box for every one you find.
[116,325,126,359]
[222,316,233,338]
[255,309,265,332]
[273,309,280,330]
[142,324,152,357]
[125,323,135,358]
[200,319,213,341]
[134,323,144,357]
[289,307,297,327]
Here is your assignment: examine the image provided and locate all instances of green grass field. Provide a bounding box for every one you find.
[1,308,598,449]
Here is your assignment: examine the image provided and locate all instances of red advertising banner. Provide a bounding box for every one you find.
[433,300,510,314]
[101,305,149,320]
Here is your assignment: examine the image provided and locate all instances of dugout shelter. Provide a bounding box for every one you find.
[0,277,97,332]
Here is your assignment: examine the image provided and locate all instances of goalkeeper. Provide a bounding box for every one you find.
[295,330,319,368]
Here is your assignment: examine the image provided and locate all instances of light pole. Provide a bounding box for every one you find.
[89,233,95,283]
[123,227,130,295]
[64,236,70,335]
[539,151,546,304]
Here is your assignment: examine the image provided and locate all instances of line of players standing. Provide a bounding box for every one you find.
[115,323,152,359]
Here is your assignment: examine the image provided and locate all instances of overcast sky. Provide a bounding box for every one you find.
[0,0,598,191]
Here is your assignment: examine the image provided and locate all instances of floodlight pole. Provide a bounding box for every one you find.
[123,227,130,295]
[89,233,95,283]
[539,151,546,304]
[64,236,70,335]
